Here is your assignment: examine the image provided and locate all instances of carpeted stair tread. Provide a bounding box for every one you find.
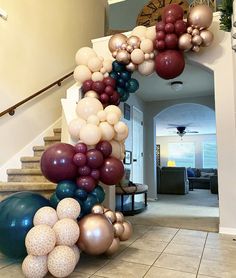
[43,135,61,141]
[21,156,41,162]
[0,182,56,192]
[53,128,62,134]
[33,146,45,151]
[7,169,43,174]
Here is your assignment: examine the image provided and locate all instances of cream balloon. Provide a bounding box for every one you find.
[108,33,127,52]
[131,49,145,65]
[104,105,122,119]
[140,39,154,53]
[84,90,99,99]
[145,26,156,41]
[99,122,115,141]
[87,56,103,72]
[22,255,48,278]
[114,125,129,141]
[131,26,147,38]
[103,59,113,72]
[97,110,107,122]
[187,4,213,30]
[178,33,193,52]
[74,65,92,84]
[114,121,128,134]
[76,97,103,120]
[110,140,122,159]
[200,30,214,47]
[80,124,102,145]
[92,71,104,82]
[68,118,86,141]
[100,67,106,74]
[87,114,100,126]
[106,112,119,125]
[75,47,97,66]
[138,59,155,76]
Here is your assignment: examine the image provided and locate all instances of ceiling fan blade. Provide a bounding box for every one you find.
[186,131,199,133]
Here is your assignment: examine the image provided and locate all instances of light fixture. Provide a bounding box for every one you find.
[108,0,126,4]
[170,81,183,91]
[167,160,176,167]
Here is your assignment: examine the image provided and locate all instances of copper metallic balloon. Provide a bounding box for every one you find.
[77,214,114,255]
[103,208,110,213]
[192,28,200,36]
[192,45,200,52]
[104,210,117,224]
[115,211,124,223]
[178,33,193,52]
[116,50,131,64]
[91,204,104,214]
[126,45,133,53]
[105,237,120,256]
[84,90,99,99]
[192,35,203,46]
[121,43,127,50]
[126,62,137,72]
[108,34,127,52]
[113,222,125,237]
[187,26,193,34]
[200,30,214,47]
[119,221,132,241]
[112,51,118,58]
[188,5,213,30]
[127,36,141,49]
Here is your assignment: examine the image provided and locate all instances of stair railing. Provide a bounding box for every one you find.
[0,71,74,118]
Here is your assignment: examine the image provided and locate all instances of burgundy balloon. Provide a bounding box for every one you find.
[99,93,109,104]
[96,141,112,158]
[78,166,91,176]
[103,77,116,88]
[110,91,120,105]
[156,31,165,41]
[156,21,165,32]
[40,143,77,183]
[92,81,105,94]
[165,23,175,33]
[73,153,87,167]
[76,176,96,192]
[155,50,185,79]
[86,149,104,169]
[165,33,178,49]
[90,169,100,180]
[174,20,187,36]
[165,15,176,24]
[155,40,165,51]
[162,4,184,22]
[82,80,93,93]
[104,85,114,96]
[75,143,87,154]
[99,157,124,185]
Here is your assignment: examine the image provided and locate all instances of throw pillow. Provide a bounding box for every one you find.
[195,168,201,177]
[187,168,195,177]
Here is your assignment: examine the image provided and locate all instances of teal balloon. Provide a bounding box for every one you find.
[0,192,49,258]
[83,194,98,214]
[91,185,105,203]
[56,180,77,199]
[117,78,126,88]
[120,71,131,81]
[50,192,61,209]
[117,86,126,96]
[74,188,88,201]
[126,78,139,93]
[109,71,119,80]
[120,91,130,102]
[112,61,125,72]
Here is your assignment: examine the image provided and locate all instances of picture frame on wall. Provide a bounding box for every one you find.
[124,103,130,120]
[124,150,132,164]
[156,144,161,166]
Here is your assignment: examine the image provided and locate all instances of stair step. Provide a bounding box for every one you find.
[20,156,41,169]
[0,182,56,201]
[7,169,48,182]
[53,128,61,136]
[33,146,45,157]
[43,135,61,146]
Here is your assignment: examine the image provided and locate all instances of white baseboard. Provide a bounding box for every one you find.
[0,118,62,182]
[219,227,236,235]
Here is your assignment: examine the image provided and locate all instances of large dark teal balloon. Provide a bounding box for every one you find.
[0,192,49,258]
[126,78,139,93]
[50,192,61,209]
[112,61,125,72]
[56,180,77,199]
[90,185,105,203]
[83,194,98,214]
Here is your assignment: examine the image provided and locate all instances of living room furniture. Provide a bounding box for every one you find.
[187,168,217,190]
[157,167,189,195]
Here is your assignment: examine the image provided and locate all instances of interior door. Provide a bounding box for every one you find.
[132,106,144,183]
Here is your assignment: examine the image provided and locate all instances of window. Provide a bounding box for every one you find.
[168,143,195,167]
[203,142,217,168]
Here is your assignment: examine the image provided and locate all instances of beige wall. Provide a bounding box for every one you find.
[0,0,106,166]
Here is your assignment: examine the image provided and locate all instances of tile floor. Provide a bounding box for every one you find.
[1,224,236,277]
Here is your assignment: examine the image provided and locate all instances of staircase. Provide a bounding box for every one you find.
[0,128,61,201]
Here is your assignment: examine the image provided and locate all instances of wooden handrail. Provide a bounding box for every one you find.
[0,71,74,118]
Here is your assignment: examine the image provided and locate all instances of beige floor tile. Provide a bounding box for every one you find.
[197,275,218,278]
[0,263,24,278]
[199,259,236,277]
[141,231,174,242]
[70,272,91,277]
[144,266,196,278]
[164,242,203,258]
[130,238,168,252]
[205,239,236,250]
[149,226,179,235]
[177,229,207,238]
[207,232,236,241]
[116,247,160,265]
[75,254,110,275]
[0,256,16,270]
[154,253,200,274]
[95,260,150,278]
[172,234,206,247]
[203,248,236,266]
[90,276,107,278]
[132,224,152,235]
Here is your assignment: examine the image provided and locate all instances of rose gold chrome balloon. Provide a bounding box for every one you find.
[200,30,214,47]
[119,221,132,241]
[192,45,200,52]
[178,33,193,52]
[108,34,127,52]
[112,51,118,58]
[116,50,131,64]
[113,222,125,237]
[91,204,104,214]
[104,210,117,224]
[188,5,213,30]
[105,238,120,256]
[187,26,193,34]
[126,62,137,72]
[192,28,200,36]
[126,45,133,53]
[192,35,203,46]
[115,211,124,223]
[127,36,141,49]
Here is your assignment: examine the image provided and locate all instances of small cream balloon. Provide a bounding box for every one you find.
[106,112,119,125]
[110,140,122,159]
[68,118,86,141]
[145,26,156,41]
[138,60,155,76]
[131,26,147,38]
[74,65,92,84]
[114,121,128,134]
[87,57,103,72]
[97,110,107,122]
[103,59,113,72]
[140,39,154,53]
[84,90,99,99]
[131,49,145,65]
[99,122,115,141]
[104,105,122,119]
[87,114,100,126]
[75,47,97,66]
[92,71,104,82]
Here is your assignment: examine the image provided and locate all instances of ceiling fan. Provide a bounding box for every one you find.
[167,124,199,138]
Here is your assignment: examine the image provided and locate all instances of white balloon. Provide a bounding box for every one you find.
[131,49,145,65]
[103,59,113,72]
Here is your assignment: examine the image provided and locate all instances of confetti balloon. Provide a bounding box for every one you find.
[22,255,48,278]
[56,198,81,220]
[33,207,58,227]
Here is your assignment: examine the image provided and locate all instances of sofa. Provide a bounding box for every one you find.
[187,168,218,193]
[157,167,189,195]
